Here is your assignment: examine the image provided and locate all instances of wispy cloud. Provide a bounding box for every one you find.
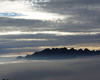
[0,31,99,36]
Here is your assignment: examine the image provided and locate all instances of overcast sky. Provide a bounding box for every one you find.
[0,0,100,56]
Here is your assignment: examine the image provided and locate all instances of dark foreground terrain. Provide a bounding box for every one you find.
[17,47,100,60]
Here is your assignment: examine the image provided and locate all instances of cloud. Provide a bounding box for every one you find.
[30,0,100,30]
[0,56,100,80]
[0,33,99,54]
[0,0,100,54]
[0,0,65,20]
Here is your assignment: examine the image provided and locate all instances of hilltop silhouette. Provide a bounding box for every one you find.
[16,47,100,60]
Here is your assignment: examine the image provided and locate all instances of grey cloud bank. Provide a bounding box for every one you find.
[0,0,100,54]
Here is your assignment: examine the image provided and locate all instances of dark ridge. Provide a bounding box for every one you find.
[16,47,100,60]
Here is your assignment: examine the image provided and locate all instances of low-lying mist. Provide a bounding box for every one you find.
[0,56,100,80]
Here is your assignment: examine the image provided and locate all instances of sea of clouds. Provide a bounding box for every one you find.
[0,55,100,80]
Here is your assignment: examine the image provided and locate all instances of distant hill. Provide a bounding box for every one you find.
[16,47,100,60]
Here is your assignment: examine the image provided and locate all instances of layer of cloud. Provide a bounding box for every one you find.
[0,56,100,80]
[0,0,100,55]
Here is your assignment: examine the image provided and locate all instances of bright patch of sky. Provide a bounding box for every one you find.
[0,12,22,17]
[0,0,65,20]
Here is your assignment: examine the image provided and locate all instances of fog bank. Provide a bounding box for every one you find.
[0,56,100,80]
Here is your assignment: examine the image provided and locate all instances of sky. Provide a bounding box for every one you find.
[0,0,100,56]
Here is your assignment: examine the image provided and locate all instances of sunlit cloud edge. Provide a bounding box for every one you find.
[0,31,100,36]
